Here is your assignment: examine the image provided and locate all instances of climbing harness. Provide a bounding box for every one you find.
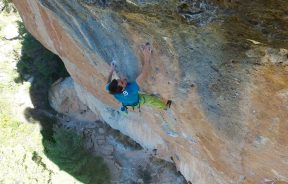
[119,94,145,115]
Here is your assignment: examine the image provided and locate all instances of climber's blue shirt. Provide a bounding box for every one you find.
[106,81,140,106]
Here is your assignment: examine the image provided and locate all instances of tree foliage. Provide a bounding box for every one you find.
[0,0,16,13]
[15,21,70,108]
[44,129,111,184]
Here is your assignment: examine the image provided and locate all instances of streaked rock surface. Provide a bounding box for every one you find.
[13,0,288,183]
[49,77,186,183]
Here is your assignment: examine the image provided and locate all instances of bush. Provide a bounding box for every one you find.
[44,129,111,184]
[0,0,16,13]
[16,21,69,85]
[15,21,69,108]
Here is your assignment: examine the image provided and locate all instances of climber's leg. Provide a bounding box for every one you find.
[139,93,170,110]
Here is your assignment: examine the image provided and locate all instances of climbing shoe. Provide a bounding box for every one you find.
[166,100,172,108]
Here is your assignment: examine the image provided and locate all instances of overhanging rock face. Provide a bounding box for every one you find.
[13,0,288,183]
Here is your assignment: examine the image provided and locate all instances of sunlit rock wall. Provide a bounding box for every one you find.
[13,0,288,183]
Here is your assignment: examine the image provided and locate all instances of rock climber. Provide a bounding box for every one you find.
[106,43,172,114]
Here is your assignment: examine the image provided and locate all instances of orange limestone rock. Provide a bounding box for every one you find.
[13,0,288,183]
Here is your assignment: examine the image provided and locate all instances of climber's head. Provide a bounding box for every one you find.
[108,79,127,94]
[117,79,127,89]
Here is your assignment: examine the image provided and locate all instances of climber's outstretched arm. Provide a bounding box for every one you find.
[107,63,115,84]
[136,44,152,85]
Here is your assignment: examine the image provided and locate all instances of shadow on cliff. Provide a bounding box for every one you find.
[14,21,110,184]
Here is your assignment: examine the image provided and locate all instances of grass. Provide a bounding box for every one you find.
[0,7,110,184]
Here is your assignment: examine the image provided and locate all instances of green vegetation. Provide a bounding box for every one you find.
[0,10,25,145]
[44,129,110,184]
[0,0,16,13]
[16,20,69,109]
[0,8,110,184]
[138,168,152,184]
